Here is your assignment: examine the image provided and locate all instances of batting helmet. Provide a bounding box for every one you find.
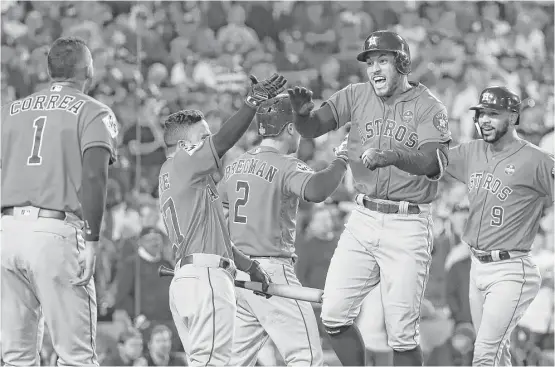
[357,30,411,75]
[470,86,521,124]
[256,94,293,137]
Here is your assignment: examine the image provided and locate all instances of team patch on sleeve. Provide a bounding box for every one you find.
[433,111,449,134]
[102,113,119,138]
[296,162,314,172]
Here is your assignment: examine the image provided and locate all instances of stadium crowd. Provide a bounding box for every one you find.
[1,0,553,365]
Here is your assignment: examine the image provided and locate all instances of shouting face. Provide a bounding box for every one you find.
[365,51,402,98]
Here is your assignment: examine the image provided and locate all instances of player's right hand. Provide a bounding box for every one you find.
[247,260,273,298]
[71,240,97,286]
[287,86,315,116]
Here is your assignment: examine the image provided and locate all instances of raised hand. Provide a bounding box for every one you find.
[287,86,315,116]
[245,73,288,108]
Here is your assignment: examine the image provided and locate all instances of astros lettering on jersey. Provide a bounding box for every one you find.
[446,139,554,251]
[327,82,451,204]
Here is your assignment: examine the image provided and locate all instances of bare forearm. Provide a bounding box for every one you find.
[304,158,348,202]
[81,147,110,241]
[293,106,336,138]
[232,245,255,272]
[213,103,256,158]
[389,149,440,177]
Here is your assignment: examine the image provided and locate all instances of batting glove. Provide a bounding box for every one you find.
[333,135,349,163]
[245,73,287,109]
[246,260,273,299]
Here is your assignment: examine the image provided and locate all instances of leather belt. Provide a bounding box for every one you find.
[473,249,529,263]
[357,196,421,215]
[2,207,66,220]
[176,254,236,277]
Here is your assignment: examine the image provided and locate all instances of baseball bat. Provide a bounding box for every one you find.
[157,265,323,303]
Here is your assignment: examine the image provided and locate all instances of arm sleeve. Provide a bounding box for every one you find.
[534,155,555,203]
[80,108,118,165]
[174,135,222,183]
[282,159,314,199]
[445,143,469,183]
[325,84,353,130]
[416,105,452,149]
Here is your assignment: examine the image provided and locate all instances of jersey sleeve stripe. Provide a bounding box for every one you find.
[299,173,313,202]
[417,137,451,149]
[81,142,116,161]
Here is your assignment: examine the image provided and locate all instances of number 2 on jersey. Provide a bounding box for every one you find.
[27,116,47,166]
[234,180,250,223]
[490,206,504,227]
[162,197,185,246]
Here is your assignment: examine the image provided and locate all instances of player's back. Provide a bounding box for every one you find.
[223,146,312,258]
[1,84,116,215]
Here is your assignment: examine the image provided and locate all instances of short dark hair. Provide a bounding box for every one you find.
[163,109,205,146]
[47,37,89,79]
[149,324,172,342]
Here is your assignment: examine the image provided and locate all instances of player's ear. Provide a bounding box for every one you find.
[286,123,295,135]
[508,112,519,125]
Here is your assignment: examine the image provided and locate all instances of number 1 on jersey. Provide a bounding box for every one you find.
[490,206,504,227]
[162,197,185,246]
[27,116,47,166]
[234,180,250,223]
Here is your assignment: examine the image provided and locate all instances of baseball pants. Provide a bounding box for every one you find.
[321,204,433,351]
[229,257,324,366]
[1,207,97,366]
[169,254,237,366]
[469,253,541,366]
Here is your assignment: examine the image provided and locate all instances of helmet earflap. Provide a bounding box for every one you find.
[394,51,411,75]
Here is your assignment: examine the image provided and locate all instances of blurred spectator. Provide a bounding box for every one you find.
[113,227,173,327]
[102,328,147,366]
[144,324,186,366]
[2,1,553,365]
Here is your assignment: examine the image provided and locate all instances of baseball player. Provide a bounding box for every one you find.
[1,37,118,365]
[445,86,554,366]
[158,74,286,366]
[220,94,349,366]
[287,30,452,366]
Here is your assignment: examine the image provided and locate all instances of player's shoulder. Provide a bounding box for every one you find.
[414,83,446,109]
[283,155,314,174]
[80,93,114,115]
[521,140,554,163]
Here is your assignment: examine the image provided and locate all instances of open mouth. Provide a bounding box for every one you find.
[373,75,386,88]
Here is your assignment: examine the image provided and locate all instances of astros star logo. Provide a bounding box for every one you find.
[367,36,378,48]
[481,91,495,104]
[505,164,515,175]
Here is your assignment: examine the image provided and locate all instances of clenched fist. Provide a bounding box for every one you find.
[287,86,315,116]
[361,148,398,171]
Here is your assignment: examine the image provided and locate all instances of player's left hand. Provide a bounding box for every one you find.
[245,73,287,108]
[361,148,397,171]
[71,240,97,286]
[247,260,273,299]
[333,135,349,163]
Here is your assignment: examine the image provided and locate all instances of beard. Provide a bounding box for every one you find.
[481,120,509,143]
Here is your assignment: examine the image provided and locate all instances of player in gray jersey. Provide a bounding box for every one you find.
[221,95,349,365]
[446,86,554,366]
